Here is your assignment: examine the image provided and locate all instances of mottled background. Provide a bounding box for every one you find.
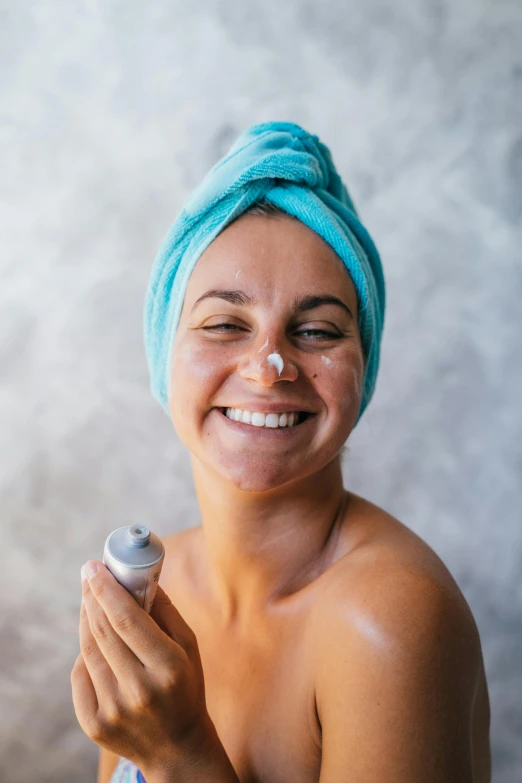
[1,1,521,781]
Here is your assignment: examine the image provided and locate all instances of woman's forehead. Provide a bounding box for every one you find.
[185,214,359,311]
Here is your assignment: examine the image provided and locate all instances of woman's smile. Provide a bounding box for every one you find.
[211,406,318,441]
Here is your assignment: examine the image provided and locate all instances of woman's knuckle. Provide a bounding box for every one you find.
[80,637,99,658]
[157,663,180,693]
[129,682,155,712]
[91,616,110,641]
[113,612,136,633]
[103,701,123,728]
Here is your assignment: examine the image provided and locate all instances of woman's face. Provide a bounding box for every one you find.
[168,213,364,492]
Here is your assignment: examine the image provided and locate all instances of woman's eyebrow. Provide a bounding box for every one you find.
[295,294,354,320]
[191,289,253,312]
[191,289,354,320]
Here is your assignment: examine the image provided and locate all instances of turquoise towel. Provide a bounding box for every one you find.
[144,121,385,425]
[109,756,147,783]
[109,756,146,782]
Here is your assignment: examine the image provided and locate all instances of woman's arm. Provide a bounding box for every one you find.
[97,747,120,783]
[314,564,485,782]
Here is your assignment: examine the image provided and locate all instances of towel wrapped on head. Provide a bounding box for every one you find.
[143,121,386,426]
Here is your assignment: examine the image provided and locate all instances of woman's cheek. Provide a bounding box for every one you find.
[328,355,364,424]
[171,340,220,391]
[345,363,363,407]
[169,339,226,423]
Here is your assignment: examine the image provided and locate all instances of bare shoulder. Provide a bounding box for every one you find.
[324,491,481,632]
[312,492,491,781]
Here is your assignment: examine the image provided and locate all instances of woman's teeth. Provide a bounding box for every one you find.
[223,408,303,428]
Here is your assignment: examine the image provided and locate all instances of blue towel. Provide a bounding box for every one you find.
[109,756,147,783]
[144,121,385,425]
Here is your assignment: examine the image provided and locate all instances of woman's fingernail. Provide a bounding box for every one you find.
[81,564,87,583]
[86,560,98,578]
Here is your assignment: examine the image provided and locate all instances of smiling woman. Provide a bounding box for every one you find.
[168,209,364,494]
[90,122,490,783]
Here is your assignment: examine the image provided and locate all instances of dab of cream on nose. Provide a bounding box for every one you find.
[258,337,269,352]
[267,353,284,375]
[321,355,333,366]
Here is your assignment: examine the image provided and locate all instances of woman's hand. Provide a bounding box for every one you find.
[71,559,214,778]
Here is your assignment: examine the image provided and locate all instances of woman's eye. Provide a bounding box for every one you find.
[202,324,243,332]
[202,324,339,339]
[296,329,340,339]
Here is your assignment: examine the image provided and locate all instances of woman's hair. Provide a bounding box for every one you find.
[242,200,298,220]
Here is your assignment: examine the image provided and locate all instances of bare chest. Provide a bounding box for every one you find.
[161,542,323,783]
[196,614,322,783]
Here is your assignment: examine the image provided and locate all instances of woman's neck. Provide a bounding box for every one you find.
[190,456,348,632]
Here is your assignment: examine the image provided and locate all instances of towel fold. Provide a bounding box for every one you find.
[144,121,385,425]
[108,756,146,783]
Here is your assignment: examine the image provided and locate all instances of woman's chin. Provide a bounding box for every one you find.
[217,460,300,493]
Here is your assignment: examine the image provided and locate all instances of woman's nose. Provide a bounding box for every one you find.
[237,341,298,385]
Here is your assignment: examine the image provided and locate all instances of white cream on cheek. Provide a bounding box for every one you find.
[321,355,333,366]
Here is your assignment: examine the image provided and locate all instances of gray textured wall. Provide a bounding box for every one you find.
[1,2,521,781]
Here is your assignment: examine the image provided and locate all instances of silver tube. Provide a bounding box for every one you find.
[102,524,165,614]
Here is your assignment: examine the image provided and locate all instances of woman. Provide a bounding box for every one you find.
[72,122,491,783]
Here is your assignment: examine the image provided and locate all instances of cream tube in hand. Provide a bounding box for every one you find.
[102,524,164,614]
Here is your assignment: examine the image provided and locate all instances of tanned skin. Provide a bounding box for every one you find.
[99,213,490,783]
